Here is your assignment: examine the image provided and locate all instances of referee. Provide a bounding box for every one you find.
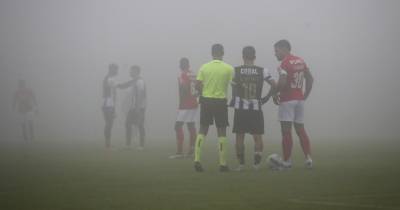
[194,44,234,172]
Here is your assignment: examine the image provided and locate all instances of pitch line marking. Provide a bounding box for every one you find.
[288,198,399,210]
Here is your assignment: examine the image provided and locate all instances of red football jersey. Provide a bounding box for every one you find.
[278,54,309,102]
[178,70,198,109]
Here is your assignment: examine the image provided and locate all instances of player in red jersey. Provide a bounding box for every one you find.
[13,80,38,141]
[170,58,199,159]
[273,40,314,169]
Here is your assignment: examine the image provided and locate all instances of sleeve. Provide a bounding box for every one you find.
[230,67,238,86]
[263,67,273,81]
[303,60,310,72]
[196,66,204,81]
[108,77,117,88]
[136,79,145,91]
[277,65,288,76]
[228,66,234,82]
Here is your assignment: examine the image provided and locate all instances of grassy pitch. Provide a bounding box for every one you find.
[0,138,399,210]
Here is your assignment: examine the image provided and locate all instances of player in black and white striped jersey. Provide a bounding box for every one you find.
[229,46,276,171]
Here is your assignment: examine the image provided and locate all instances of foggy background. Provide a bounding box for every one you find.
[1,0,399,144]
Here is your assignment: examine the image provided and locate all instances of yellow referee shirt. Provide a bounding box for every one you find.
[197,60,234,99]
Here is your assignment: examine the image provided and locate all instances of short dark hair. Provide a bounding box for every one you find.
[179,57,190,70]
[212,44,224,57]
[108,63,118,75]
[130,65,141,73]
[274,39,291,51]
[242,46,256,60]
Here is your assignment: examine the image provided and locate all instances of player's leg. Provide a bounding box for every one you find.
[194,124,208,162]
[278,101,295,168]
[194,124,208,172]
[235,133,245,171]
[252,110,264,169]
[25,111,35,141]
[233,109,245,171]
[28,120,34,141]
[194,100,210,172]
[294,100,312,168]
[20,113,28,141]
[280,121,293,166]
[294,123,312,168]
[21,122,28,141]
[186,122,196,156]
[171,121,184,158]
[138,124,145,149]
[136,108,146,150]
[216,99,229,172]
[253,134,263,169]
[125,110,134,147]
[103,107,114,148]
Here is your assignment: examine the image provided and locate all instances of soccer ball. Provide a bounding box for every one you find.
[266,153,283,170]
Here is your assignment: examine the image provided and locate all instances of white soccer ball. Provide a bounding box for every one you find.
[266,153,282,170]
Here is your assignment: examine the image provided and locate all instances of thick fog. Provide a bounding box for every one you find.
[1,0,399,142]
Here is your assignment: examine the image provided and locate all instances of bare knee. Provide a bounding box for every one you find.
[175,122,184,131]
[294,123,304,134]
[217,127,227,137]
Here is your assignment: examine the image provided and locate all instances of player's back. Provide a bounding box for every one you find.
[15,88,34,113]
[198,60,233,99]
[178,70,198,109]
[279,54,308,102]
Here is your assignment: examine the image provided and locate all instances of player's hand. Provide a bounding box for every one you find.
[273,94,280,105]
[261,96,270,105]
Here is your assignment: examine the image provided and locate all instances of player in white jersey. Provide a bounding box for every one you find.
[13,80,38,141]
[102,63,118,148]
[118,65,147,150]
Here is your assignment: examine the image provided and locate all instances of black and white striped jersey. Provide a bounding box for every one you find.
[229,65,272,110]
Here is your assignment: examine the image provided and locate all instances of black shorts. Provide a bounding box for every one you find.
[199,97,229,128]
[126,108,145,126]
[102,106,115,122]
[233,109,264,134]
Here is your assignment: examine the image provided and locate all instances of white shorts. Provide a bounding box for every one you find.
[176,109,198,123]
[17,112,35,124]
[278,100,305,124]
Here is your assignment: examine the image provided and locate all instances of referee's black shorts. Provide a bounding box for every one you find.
[233,109,264,135]
[199,97,229,128]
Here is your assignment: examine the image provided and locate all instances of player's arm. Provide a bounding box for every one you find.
[195,80,203,96]
[303,69,313,100]
[117,80,133,89]
[134,79,146,110]
[261,78,277,104]
[195,68,204,96]
[277,67,288,92]
[178,77,190,98]
[32,91,38,112]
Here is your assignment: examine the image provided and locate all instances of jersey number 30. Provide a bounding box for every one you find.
[291,71,304,89]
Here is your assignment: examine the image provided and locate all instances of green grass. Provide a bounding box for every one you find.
[0,138,399,210]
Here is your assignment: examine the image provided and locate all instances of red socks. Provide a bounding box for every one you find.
[296,127,311,157]
[282,130,293,161]
[176,127,184,154]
